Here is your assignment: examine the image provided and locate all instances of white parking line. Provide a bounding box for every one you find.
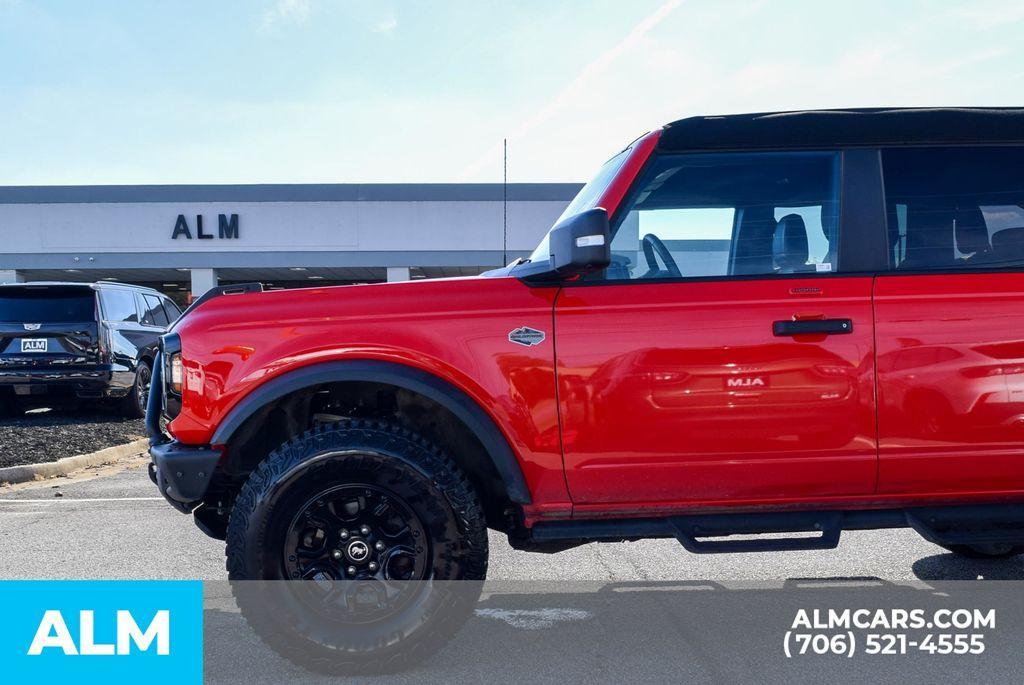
[0,497,165,503]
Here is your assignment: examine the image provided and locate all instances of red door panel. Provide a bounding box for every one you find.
[875,273,1024,495]
[555,276,877,506]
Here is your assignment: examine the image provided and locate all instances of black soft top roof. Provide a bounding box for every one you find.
[659,107,1024,152]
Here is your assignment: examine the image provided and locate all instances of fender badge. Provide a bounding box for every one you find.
[508,326,546,347]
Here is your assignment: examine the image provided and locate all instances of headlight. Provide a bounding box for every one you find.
[169,353,183,394]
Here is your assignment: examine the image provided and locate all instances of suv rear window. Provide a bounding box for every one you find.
[882,146,1024,270]
[0,288,96,322]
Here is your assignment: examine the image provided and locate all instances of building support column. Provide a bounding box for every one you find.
[0,270,25,283]
[190,268,218,300]
[386,267,411,282]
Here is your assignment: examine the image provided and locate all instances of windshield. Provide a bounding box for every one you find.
[0,288,96,322]
[526,147,631,263]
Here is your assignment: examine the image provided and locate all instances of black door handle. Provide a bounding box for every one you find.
[773,319,853,336]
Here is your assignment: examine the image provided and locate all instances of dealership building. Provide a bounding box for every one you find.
[0,183,581,304]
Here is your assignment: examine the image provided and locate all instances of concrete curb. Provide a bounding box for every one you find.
[0,437,149,485]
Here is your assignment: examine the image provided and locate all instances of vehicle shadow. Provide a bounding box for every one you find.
[0,405,131,426]
[203,575,1024,685]
[912,553,1024,581]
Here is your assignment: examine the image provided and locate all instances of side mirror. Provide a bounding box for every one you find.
[548,207,611,277]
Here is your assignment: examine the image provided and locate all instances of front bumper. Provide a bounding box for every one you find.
[146,351,220,512]
[148,441,221,513]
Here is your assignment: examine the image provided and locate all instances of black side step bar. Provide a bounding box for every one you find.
[667,512,843,553]
[528,505,1024,555]
[906,507,1024,548]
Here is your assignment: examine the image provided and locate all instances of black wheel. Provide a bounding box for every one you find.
[122,360,151,419]
[226,419,488,674]
[940,543,1024,558]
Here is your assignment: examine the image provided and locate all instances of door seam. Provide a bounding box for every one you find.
[870,273,882,494]
[551,285,575,513]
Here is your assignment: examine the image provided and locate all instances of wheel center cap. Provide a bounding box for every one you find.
[346,539,370,563]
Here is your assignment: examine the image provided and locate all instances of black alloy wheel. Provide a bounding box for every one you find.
[226,419,488,673]
[135,362,152,415]
[121,359,152,419]
[283,483,431,623]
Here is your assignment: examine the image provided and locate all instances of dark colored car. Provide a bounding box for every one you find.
[148,107,1024,672]
[0,281,181,418]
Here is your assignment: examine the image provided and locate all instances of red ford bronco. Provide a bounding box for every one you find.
[148,107,1024,670]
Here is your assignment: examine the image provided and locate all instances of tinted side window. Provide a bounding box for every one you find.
[100,289,139,322]
[597,151,840,281]
[140,294,170,327]
[882,147,1024,271]
[161,299,182,323]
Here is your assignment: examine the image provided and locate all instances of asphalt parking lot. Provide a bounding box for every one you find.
[1,460,1022,683]
[1,458,1021,583]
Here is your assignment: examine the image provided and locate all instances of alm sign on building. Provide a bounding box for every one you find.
[171,213,240,240]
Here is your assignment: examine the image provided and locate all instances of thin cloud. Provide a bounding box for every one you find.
[929,47,1011,76]
[259,0,311,31]
[374,13,398,35]
[949,2,1024,30]
[457,0,685,180]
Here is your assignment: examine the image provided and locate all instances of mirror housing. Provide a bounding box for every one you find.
[539,208,611,280]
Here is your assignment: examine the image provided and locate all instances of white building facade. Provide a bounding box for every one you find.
[0,183,580,302]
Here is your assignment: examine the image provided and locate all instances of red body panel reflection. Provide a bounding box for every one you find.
[555,277,877,504]
[875,273,1024,494]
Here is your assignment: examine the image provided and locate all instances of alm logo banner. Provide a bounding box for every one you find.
[0,580,202,684]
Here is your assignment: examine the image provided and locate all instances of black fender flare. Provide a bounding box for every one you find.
[209,359,532,504]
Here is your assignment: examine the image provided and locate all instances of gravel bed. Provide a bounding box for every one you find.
[0,409,145,468]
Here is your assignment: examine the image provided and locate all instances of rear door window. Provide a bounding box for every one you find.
[881,146,1024,270]
[100,289,139,322]
[0,288,96,322]
[140,294,170,327]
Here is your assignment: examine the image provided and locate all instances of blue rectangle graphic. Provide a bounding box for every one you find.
[0,580,203,684]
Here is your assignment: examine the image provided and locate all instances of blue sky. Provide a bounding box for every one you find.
[1,0,1022,184]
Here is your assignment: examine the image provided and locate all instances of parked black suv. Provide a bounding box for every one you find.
[0,281,181,418]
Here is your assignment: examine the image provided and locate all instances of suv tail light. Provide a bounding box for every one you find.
[95,327,111,364]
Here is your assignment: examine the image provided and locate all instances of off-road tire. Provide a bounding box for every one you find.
[940,543,1024,559]
[225,418,489,674]
[121,360,151,419]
